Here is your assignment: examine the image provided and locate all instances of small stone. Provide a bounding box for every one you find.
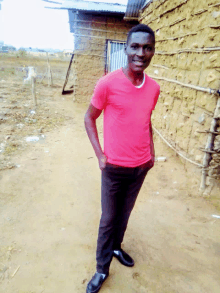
[212,11,220,18]
[17,123,24,129]
[206,72,217,83]
[195,155,202,161]
[177,122,184,128]
[209,54,217,62]
[156,156,167,162]
[177,72,183,79]
[5,135,10,140]
[198,113,205,124]
[178,38,184,45]
[192,43,198,48]
[182,112,190,117]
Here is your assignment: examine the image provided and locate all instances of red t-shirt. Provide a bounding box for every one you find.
[91,68,160,167]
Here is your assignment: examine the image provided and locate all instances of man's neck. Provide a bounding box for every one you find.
[122,67,144,87]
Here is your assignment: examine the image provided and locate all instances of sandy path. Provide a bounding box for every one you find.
[1,100,220,293]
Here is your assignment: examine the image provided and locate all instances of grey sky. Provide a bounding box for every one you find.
[0,0,128,49]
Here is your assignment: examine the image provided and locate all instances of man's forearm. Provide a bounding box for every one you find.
[149,122,155,160]
[84,117,103,158]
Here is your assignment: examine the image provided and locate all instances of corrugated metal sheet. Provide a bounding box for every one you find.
[107,41,127,72]
[43,0,62,4]
[125,0,150,19]
[60,0,126,13]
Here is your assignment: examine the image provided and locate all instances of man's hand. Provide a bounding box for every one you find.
[98,153,108,170]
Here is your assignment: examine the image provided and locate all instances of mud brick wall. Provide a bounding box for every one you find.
[209,121,220,181]
[70,11,133,103]
[140,0,220,189]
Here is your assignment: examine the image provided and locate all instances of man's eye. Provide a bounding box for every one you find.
[131,45,138,49]
[144,47,153,51]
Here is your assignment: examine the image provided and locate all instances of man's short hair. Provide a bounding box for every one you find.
[127,24,155,44]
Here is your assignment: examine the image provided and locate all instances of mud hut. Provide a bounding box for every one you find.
[135,0,220,194]
[45,0,139,102]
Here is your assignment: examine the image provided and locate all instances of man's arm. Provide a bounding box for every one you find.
[84,103,107,170]
[149,118,155,162]
[150,86,160,162]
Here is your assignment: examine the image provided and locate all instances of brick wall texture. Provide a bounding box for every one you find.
[71,12,133,103]
[70,1,220,190]
[140,0,220,187]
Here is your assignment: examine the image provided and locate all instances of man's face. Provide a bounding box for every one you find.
[125,32,155,73]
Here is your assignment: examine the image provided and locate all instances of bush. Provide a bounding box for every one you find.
[17,49,27,57]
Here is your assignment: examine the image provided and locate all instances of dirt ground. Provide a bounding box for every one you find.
[1,55,220,293]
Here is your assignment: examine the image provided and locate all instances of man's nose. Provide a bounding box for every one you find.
[136,47,145,56]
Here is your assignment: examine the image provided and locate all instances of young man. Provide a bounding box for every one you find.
[84,24,160,293]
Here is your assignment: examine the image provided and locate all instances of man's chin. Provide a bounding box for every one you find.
[131,65,147,73]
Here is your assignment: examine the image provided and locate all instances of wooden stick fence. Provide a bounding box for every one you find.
[200,98,220,190]
[148,75,219,95]
[62,53,74,95]
[197,130,220,135]
[23,67,37,106]
[70,19,128,27]
[156,47,220,55]
[149,73,220,192]
[152,126,203,167]
[31,76,37,106]
[74,51,105,58]
[152,64,170,70]
[73,26,127,35]
[47,53,53,86]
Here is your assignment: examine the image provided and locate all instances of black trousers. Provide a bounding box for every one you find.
[96,159,153,274]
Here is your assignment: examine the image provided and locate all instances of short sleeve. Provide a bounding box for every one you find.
[91,77,108,110]
[152,84,160,110]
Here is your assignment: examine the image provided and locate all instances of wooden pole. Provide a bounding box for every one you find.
[200,97,220,190]
[153,126,203,167]
[50,67,53,86]
[31,76,37,106]
[69,25,127,35]
[148,75,219,95]
[47,53,52,86]
[155,47,220,55]
[40,70,48,83]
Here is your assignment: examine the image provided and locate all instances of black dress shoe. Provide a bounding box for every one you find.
[113,249,134,267]
[86,272,108,293]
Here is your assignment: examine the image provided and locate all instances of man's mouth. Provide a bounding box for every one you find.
[133,60,146,66]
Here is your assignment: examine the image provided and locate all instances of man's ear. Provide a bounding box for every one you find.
[124,44,127,55]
